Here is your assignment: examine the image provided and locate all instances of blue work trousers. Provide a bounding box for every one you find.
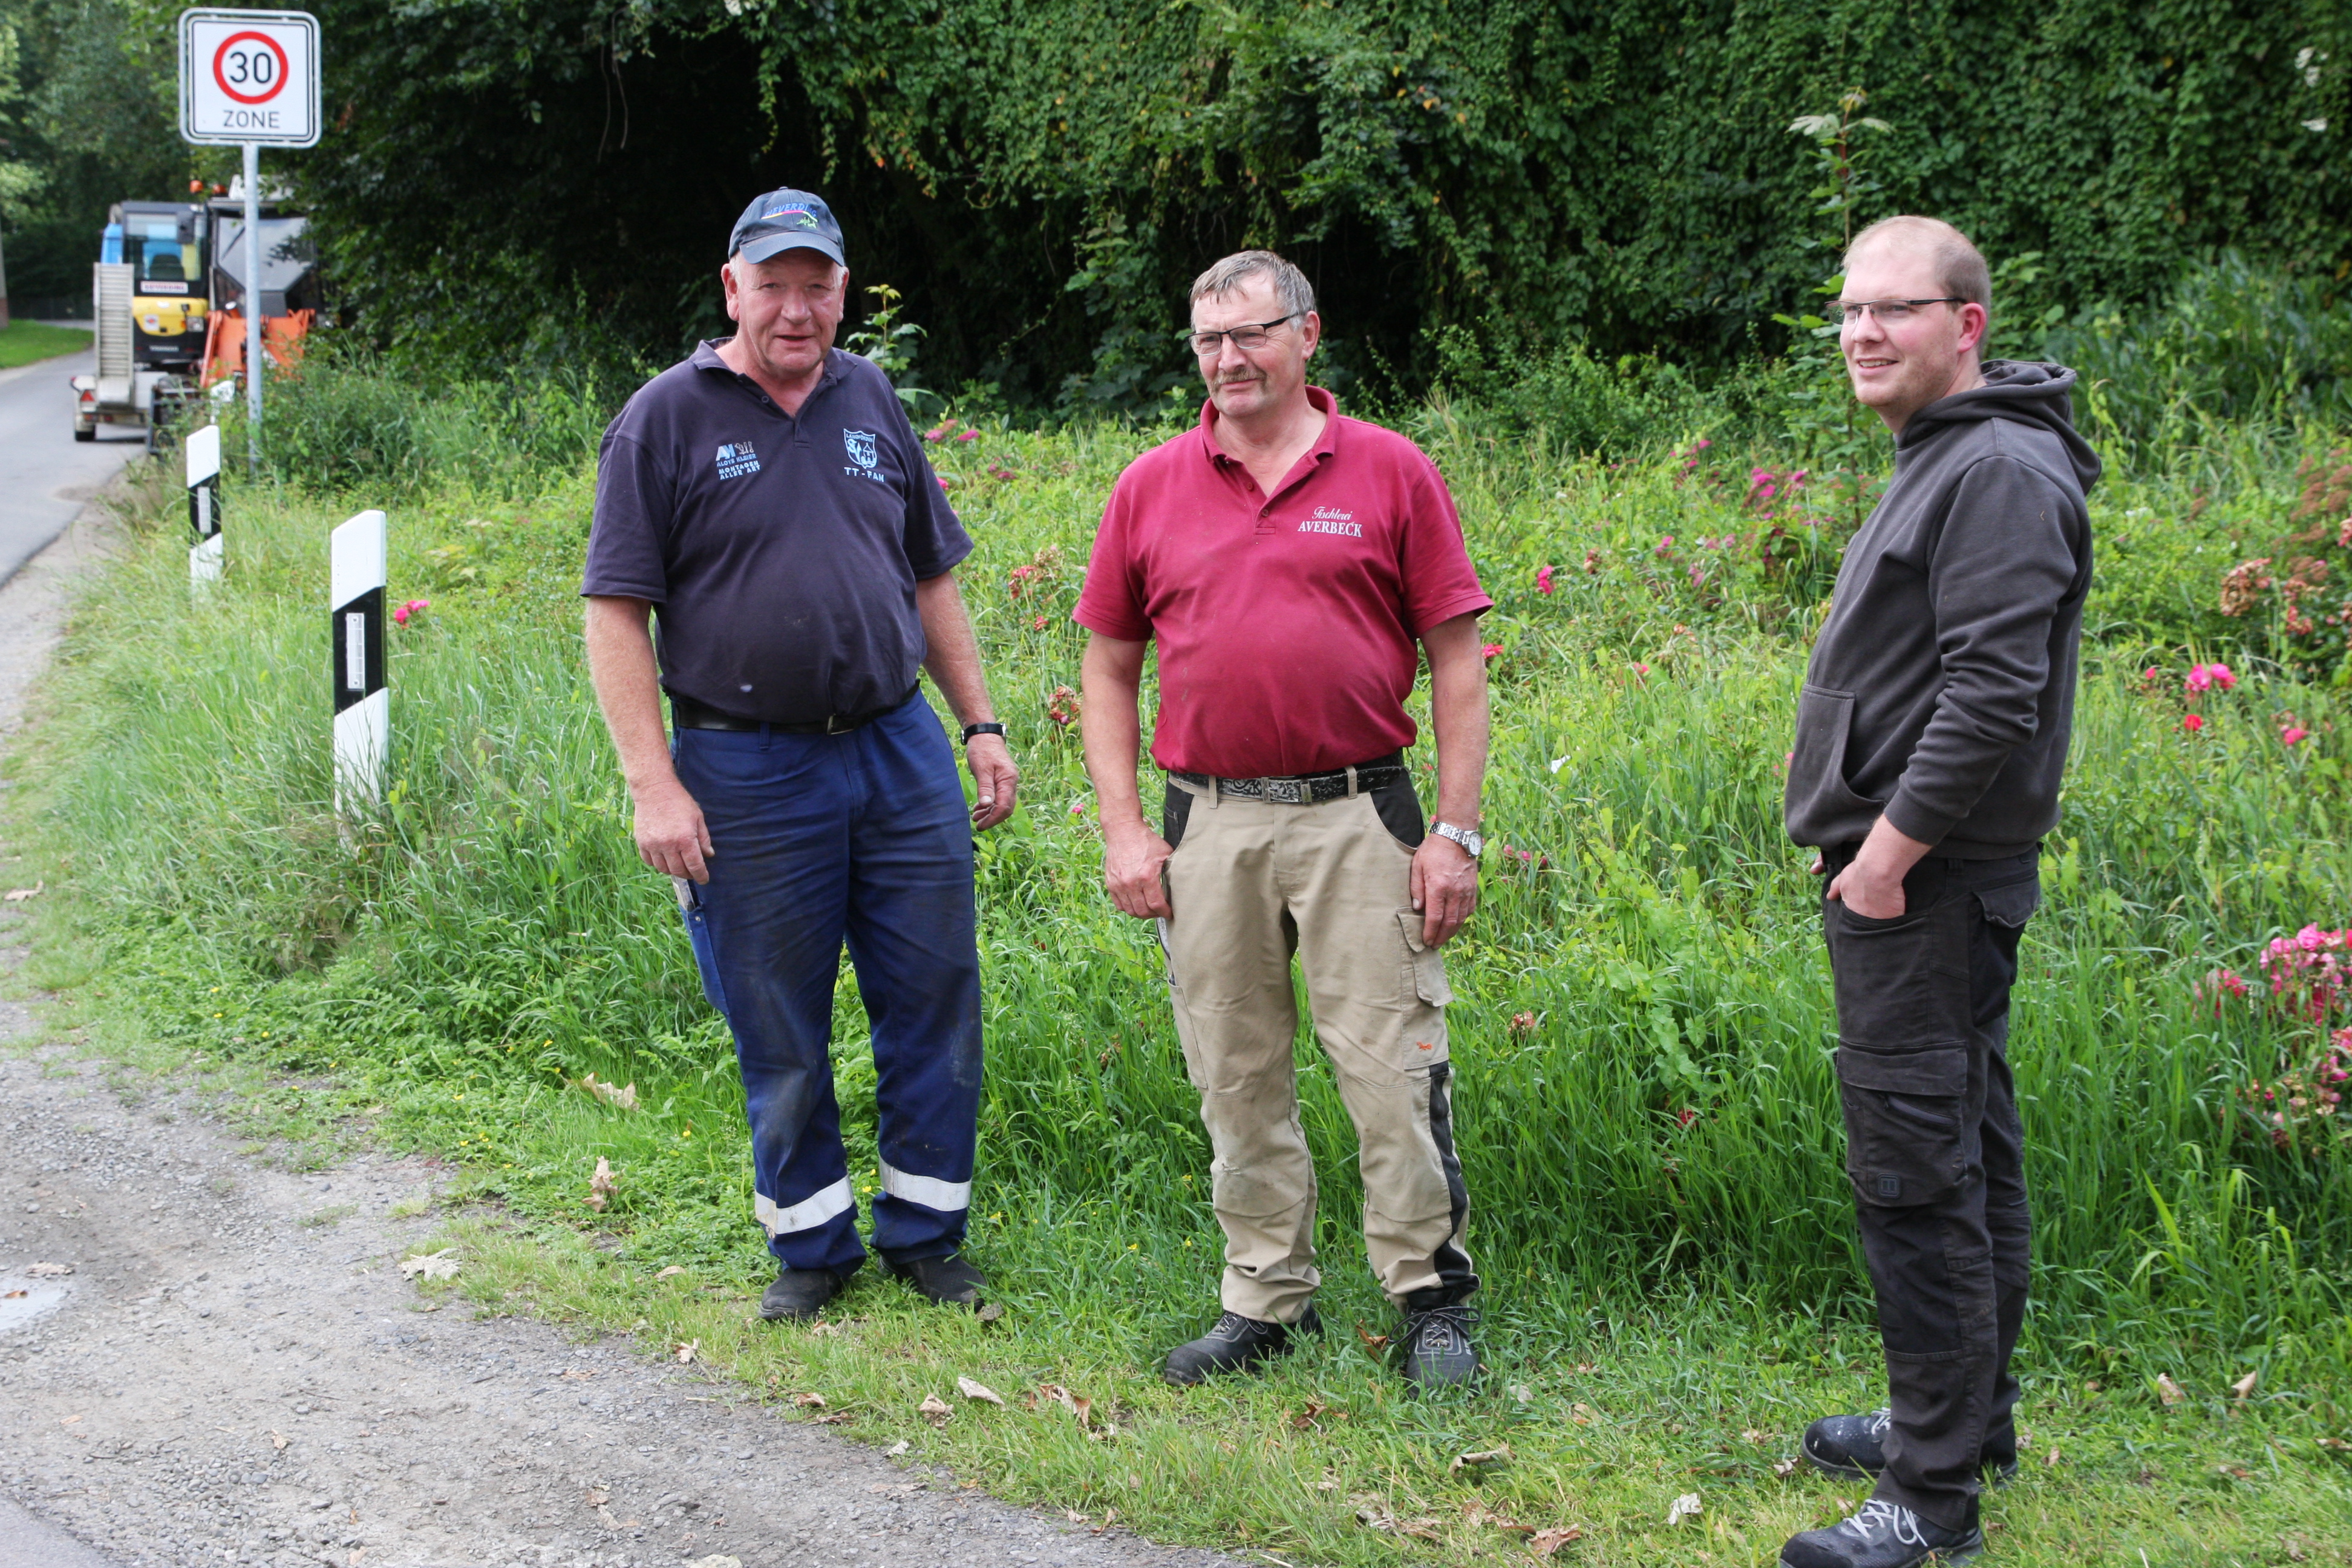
[673,692,983,1276]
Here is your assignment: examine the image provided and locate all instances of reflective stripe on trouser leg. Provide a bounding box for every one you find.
[878,1163,972,1214]
[756,1179,855,1237]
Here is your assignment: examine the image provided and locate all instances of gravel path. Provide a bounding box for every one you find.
[0,498,1233,1568]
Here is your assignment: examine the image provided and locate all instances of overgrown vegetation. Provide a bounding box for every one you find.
[10,276,2352,1558]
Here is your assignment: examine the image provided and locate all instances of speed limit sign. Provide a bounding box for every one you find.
[178,9,319,147]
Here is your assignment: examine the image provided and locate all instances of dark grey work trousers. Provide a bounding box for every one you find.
[1820,845,2040,1532]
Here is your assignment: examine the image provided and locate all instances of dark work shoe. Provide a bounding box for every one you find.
[1803,1409,2020,1486]
[884,1252,989,1308]
[1398,1301,1481,1393]
[760,1267,847,1322]
[1779,1500,1984,1568]
[1162,1306,1322,1385]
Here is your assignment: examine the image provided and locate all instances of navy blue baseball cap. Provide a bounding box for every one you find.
[728,188,846,267]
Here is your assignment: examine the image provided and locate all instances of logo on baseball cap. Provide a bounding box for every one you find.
[728,187,846,267]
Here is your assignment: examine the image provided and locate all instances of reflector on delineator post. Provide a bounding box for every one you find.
[186,424,223,585]
[330,509,387,811]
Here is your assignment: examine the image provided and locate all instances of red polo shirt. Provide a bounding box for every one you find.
[1073,387,1491,779]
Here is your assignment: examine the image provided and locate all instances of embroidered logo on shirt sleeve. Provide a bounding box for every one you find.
[715,441,762,480]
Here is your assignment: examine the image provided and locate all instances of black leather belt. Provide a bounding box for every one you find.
[670,686,915,736]
[1171,753,1408,805]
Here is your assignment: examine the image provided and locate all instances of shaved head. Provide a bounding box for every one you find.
[1846,215,1991,316]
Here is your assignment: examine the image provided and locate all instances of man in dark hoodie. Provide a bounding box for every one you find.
[1777,216,2099,1568]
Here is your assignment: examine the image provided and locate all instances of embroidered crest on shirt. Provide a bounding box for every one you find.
[715,441,762,481]
[843,429,878,469]
[1298,505,1362,538]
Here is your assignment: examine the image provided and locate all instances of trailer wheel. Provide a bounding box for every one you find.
[74,426,97,443]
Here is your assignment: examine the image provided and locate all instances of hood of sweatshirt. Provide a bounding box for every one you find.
[1897,359,2102,497]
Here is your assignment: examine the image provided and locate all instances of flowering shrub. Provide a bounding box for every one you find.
[2216,449,2352,671]
[2209,921,2352,1151]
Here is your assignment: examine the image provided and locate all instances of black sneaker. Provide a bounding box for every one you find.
[1803,1409,2020,1486]
[1398,1301,1480,1393]
[884,1252,988,1308]
[1779,1499,1984,1567]
[760,1266,847,1322]
[1162,1306,1321,1385]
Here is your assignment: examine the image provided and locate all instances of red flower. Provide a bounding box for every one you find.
[2183,713,2205,733]
[1536,564,1556,596]
[1480,643,1503,661]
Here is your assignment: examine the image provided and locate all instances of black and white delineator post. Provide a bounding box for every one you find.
[186,423,223,584]
[330,509,387,811]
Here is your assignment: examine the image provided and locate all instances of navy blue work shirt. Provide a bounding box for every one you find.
[583,341,972,724]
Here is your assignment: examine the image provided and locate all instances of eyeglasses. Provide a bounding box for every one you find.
[1835,297,1967,327]
[1183,313,1299,356]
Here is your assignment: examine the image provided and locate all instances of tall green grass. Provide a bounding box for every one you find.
[12,356,2352,1560]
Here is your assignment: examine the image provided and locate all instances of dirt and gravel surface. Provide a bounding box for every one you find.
[0,503,1232,1568]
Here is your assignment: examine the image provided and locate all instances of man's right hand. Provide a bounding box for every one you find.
[635,781,716,883]
[1102,822,1174,920]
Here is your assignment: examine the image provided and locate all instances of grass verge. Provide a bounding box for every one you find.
[0,318,93,369]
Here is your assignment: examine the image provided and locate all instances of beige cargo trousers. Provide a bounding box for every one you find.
[1157,774,1476,1325]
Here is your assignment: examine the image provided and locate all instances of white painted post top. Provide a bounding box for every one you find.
[186,424,221,486]
[329,509,386,607]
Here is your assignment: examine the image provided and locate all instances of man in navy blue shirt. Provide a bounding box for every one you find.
[583,188,1019,1321]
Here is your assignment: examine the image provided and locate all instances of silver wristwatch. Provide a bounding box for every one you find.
[1431,820,1485,858]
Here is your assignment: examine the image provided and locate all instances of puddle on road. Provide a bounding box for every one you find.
[0,1276,71,1331]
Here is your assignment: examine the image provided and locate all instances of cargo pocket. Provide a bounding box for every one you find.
[1397,910,1453,1007]
[675,877,729,1018]
[1975,875,2041,931]
[1824,895,1970,1048]
[1837,1044,1970,1206]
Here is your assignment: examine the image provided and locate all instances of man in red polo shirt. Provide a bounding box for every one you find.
[1075,249,1492,1393]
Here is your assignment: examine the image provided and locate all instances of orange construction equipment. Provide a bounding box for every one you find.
[201,305,313,390]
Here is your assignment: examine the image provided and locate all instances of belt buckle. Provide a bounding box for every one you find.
[1263,776,1305,805]
[825,713,857,735]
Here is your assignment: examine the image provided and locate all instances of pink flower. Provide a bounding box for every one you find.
[1654,535,1675,558]
[2142,666,2161,682]
[2186,662,2236,694]
[1535,564,1556,596]
[391,598,430,626]
[1480,643,1503,661]
[1031,615,1047,632]
[1632,661,1651,677]
[2183,713,2204,733]
[1068,800,1088,816]
[1694,438,1711,449]
[936,476,950,490]
[956,429,979,442]
[2283,725,2310,746]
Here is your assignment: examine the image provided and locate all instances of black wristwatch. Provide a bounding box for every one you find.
[961,722,1007,745]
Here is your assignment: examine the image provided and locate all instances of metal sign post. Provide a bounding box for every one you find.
[186,423,223,586]
[177,8,321,466]
[330,509,387,814]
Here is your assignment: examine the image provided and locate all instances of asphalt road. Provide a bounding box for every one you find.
[0,343,145,590]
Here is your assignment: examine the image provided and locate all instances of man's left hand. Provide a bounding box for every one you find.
[966,734,1019,831]
[1411,833,1478,947]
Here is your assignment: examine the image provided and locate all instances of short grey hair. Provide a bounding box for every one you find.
[1846,215,1990,312]
[1189,250,1315,321]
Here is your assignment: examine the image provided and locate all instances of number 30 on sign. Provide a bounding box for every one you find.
[178,8,320,148]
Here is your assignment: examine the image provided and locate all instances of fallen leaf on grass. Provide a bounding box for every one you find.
[1772,1457,1800,1478]
[789,1393,827,1409]
[1569,1402,1598,1425]
[1064,1510,1089,1524]
[2283,1538,2310,1563]
[5,881,44,901]
[2232,1370,2259,1401]
[26,1263,72,1278]
[976,1301,1005,1324]
[2156,1373,2187,1406]
[918,1394,952,1426]
[268,1431,287,1451]
[1448,1444,1512,1475]
[2046,1445,2062,1467]
[883,1440,909,1457]
[2317,1436,2350,1451]
[1354,1322,1391,1353]
[655,1265,687,1279]
[955,1376,1004,1406]
[1741,1428,1769,1444]
[1529,1526,1583,1556]
[397,1250,458,1282]
[810,1411,854,1426]
[573,1073,640,1112]
[1665,1492,1702,1526]
[1091,1508,1117,1534]
[2218,1465,2254,1481]
[586,1157,618,1212]
[1459,1499,1532,1535]
[673,1340,699,1364]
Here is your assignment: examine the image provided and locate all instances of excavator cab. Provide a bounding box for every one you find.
[202,195,321,389]
[109,200,211,371]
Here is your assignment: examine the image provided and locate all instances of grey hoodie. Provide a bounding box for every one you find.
[1783,361,2100,858]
